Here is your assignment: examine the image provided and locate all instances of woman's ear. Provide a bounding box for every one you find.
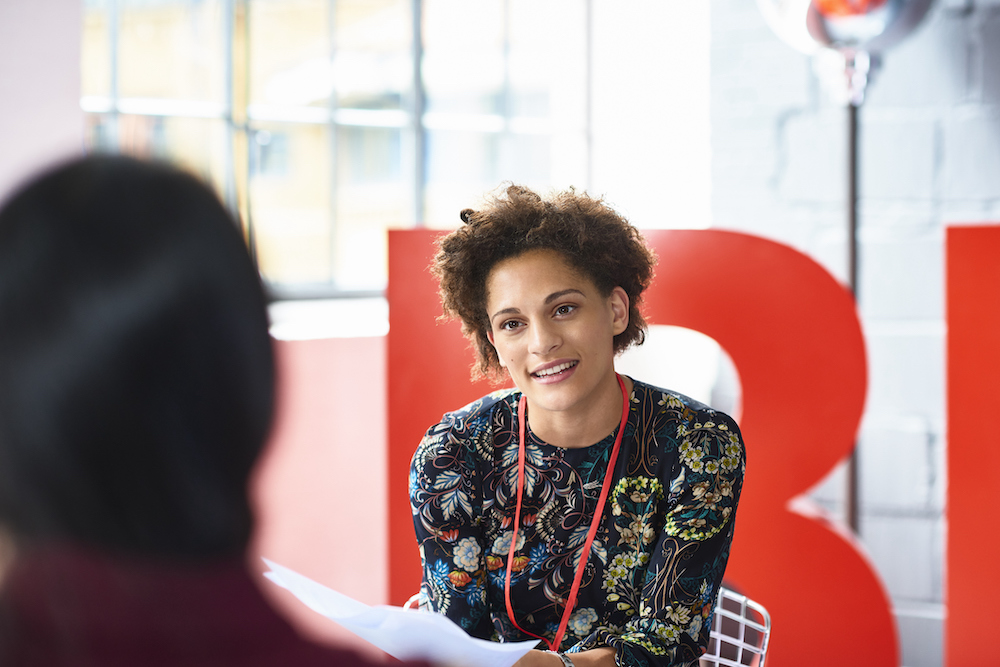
[486,330,506,368]
[609,287,629,336]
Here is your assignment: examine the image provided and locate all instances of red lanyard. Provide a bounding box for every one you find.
[504,374,629,651]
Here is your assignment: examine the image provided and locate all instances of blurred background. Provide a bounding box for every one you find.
[2,1,995,665]
[75,0,711,295]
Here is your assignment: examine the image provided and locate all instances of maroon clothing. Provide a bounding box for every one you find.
[0,545,389,666]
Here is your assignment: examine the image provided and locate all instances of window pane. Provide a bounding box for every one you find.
[84,113,113,151]
[423,0,504,115]
[82,0,595,294]
[333,125,406,290]
[423,0,590,224]
[91,114,228,194]
[424,129,501,227]
[119,0,226,102]
[508,0,586,123]
[424,129,575,227]
[500,133,551,187]
[248,0,330,109]
[248,0,411,112]
[548,130,589,190]
[334,0,411,111]
[82,0,112,98]
[249,122,333,285]
[247,123,407,290]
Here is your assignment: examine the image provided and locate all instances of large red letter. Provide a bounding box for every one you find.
[386,230,495,605]
[641,230,896,666]
[945,225,1000,666]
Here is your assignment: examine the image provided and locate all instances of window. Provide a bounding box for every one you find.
[81,0,590,297]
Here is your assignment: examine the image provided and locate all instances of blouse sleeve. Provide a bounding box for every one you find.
[578,407,746,667]
[409,412,496,640]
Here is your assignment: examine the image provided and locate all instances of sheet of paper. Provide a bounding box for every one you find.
[262,559,539,667]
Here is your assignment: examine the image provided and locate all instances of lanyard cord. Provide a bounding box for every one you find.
[503,374,629,652]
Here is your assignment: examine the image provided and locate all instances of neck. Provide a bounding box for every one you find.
[526,374,632,449]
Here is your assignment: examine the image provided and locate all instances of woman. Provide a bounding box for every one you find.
[410,186,746,667]
[0,155,402,666]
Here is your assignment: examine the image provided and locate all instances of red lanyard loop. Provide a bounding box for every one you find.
[503,374,629,652]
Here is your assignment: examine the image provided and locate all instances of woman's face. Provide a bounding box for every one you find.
[485,248,628,423]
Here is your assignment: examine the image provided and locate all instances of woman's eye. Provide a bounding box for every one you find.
[500,320,522,331]
[555,304,576,316]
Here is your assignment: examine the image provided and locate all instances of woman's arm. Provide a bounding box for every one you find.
[629,411,745,663]
[409,416,494,638]
[576,406,746,666]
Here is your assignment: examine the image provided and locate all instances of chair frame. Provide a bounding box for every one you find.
[699,586,771,667]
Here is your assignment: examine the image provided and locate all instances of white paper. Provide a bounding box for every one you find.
[262,559,539,667]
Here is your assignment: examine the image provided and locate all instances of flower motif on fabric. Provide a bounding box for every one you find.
[655,624,681,643]
[568,607,599,637]
[665,605,691,627]
[611,477,664,548]
[678,437,706,473]
[453,537,482,572]
[657,392,684,410]
[449,570,472,587]
[491,530,526,556]
[603,552,650,592]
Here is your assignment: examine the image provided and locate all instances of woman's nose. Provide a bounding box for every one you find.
[528,320,560,356]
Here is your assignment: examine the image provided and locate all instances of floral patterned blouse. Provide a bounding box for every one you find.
[409,378,745,666]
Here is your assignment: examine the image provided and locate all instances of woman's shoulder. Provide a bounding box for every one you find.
[630,378,740,430]
[411,389,518,487]
[627,378,745,496]
[415,388,518,453]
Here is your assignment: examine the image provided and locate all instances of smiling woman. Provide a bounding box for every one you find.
[409,185,747,667]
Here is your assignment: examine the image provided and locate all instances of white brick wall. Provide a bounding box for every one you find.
[709,1,1000,665]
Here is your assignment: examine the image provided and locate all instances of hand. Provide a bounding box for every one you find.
[512,650,563,667]
[513,647,616,667]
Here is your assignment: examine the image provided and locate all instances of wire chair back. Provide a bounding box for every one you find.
[699,586,771,667]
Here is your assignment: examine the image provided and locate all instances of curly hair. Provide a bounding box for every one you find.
[432,184,657,380]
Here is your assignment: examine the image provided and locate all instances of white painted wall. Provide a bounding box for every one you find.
[590,0,712,230]
[0,0,84,203]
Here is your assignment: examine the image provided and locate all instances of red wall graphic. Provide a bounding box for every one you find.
[945,225,1000,666]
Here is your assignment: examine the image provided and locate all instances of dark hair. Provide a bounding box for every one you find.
[0,155,274,558]
[433,184,656,380]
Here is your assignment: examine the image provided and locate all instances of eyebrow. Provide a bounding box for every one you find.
[545,288,586,304]
[489,289,586,324]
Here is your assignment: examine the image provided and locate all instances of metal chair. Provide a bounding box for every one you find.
[699,586,771,667]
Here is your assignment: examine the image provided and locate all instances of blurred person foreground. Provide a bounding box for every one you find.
[0,155,407,666]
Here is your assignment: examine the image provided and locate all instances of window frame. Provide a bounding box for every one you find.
[81,0,593,300]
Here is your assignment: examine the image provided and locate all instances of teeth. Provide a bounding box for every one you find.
[534,361,576,377]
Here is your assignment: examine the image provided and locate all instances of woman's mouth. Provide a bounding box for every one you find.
[531,361,578,380]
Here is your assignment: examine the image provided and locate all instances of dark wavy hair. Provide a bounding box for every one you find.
[432,184,656,380]
[0,155,274,558]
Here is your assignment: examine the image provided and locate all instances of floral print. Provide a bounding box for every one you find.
[568,607,599,637]
[409,379,745,666]
[453,537,482,572]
